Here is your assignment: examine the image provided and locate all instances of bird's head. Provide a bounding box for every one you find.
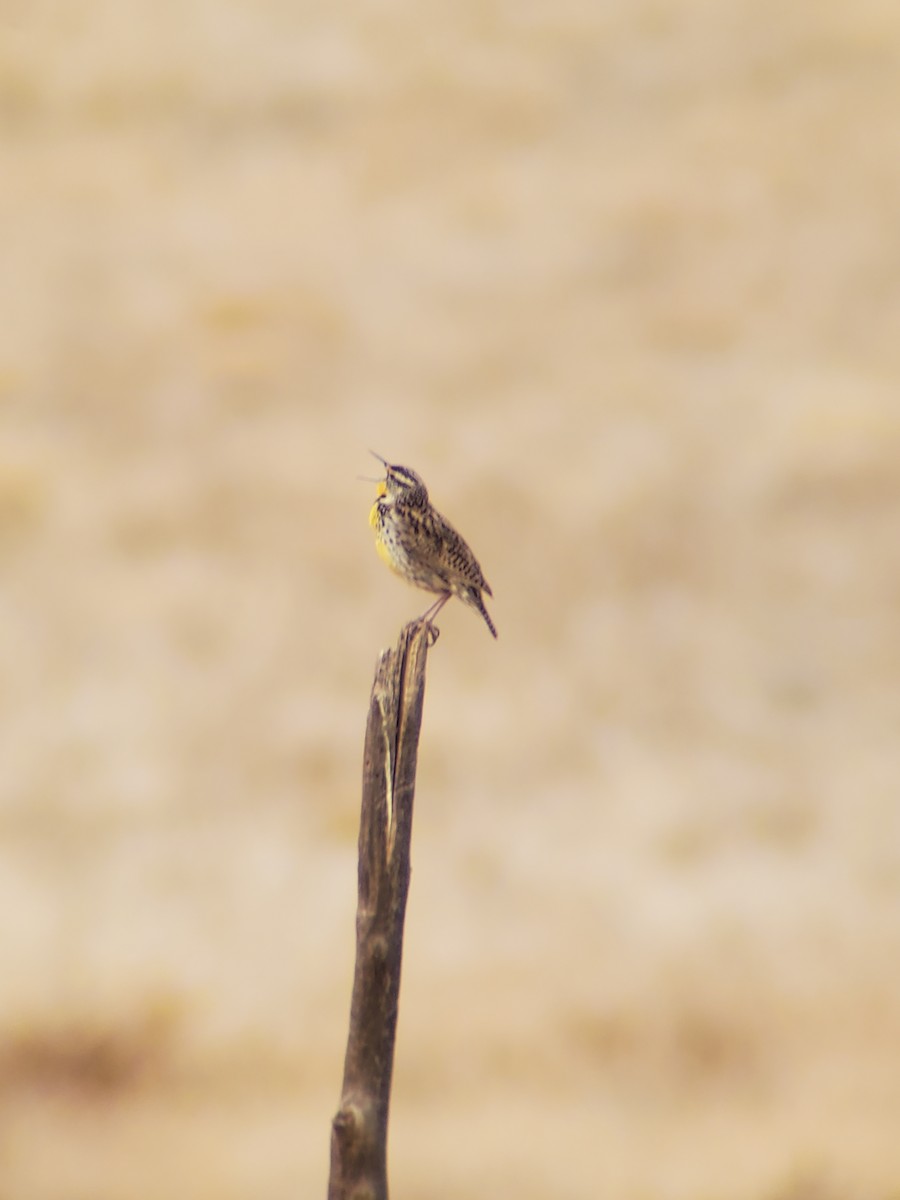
[370,453,429,508]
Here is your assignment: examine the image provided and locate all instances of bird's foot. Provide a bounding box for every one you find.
[418,618,440,646]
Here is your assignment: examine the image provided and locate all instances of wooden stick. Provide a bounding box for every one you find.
[328,621,432,1200]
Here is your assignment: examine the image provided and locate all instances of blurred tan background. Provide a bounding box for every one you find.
[2,1,900,1197]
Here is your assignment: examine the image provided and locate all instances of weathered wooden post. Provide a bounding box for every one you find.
[328,621,432,1200]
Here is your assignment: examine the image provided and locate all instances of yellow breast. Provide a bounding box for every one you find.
[375,535,398,571]
[371,497,409,578]
[369,482,387,531]
[370,488,398,572]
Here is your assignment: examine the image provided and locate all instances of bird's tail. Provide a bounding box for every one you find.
[470,589,498,639]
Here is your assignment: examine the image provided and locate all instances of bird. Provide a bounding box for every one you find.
[368,453,497,639]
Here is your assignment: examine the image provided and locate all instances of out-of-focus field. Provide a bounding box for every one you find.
[2,1,899,1197]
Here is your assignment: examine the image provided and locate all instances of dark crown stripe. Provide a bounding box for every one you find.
[390,466,419,486]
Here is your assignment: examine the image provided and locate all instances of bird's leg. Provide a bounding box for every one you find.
[420,592,451,623]
[419,592,451,643]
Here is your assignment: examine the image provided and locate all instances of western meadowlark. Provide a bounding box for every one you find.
[368,453,498,639]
